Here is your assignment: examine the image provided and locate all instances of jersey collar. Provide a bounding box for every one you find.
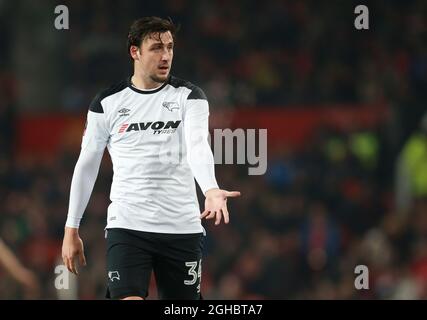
[127,76,169,94]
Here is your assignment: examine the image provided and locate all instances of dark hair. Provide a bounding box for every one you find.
[127,17,178,61]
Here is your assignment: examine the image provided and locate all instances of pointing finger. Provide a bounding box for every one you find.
[225,191,241,198]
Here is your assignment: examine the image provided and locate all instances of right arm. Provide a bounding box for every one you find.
[62,148,104,274]
[62,103,109,275]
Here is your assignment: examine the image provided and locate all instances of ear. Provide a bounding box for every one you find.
[130,46,140,61]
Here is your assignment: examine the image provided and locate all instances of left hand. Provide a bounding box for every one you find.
[200,188,241,226]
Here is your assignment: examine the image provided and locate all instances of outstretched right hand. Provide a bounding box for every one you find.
[62,227,87,275]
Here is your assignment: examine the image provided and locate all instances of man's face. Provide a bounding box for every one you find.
[135,31,174,83]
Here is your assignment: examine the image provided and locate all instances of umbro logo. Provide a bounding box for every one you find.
[118,108,130,116]
[162,102,179,112]
[108,271,120,282]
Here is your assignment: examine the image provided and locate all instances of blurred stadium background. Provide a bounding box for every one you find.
[1,0,427,299]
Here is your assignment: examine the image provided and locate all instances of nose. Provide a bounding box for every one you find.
[161,48,171,61]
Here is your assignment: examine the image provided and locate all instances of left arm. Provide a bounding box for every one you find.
[184,88,240,225]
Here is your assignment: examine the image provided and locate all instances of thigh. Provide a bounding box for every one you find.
[105,228,153,299]
[153,234,204,300]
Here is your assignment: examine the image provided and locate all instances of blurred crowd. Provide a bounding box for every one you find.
[0,0,426,113]
[58,0,426,112]
[1,0,427,299]
[1,122,427,299]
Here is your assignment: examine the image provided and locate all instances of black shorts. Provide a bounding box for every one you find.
[105,228,204,300]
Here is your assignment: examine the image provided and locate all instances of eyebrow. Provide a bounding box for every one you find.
[149,42,174,48]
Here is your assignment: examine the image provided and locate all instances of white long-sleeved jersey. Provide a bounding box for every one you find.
[65,75,218,234]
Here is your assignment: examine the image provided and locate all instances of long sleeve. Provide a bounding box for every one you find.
[184,87,219,195]
[65,109,109,228]
[65,149,105,227]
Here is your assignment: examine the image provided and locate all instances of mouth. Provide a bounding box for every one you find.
[158,66,169,72]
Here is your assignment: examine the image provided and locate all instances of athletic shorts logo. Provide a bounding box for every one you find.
[108,271,120,282]
[162,102,179,112]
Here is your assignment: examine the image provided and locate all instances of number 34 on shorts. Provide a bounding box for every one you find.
[184,259,202,293]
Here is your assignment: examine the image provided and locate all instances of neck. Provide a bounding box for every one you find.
[131,69,166,90]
